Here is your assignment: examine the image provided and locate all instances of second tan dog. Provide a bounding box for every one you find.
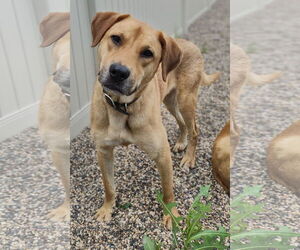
[90,12,219,228]
[267,120,300,196]
[212,44,281,194]
[38,13,70,221]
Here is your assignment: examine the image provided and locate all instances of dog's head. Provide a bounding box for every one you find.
[91,12,182,96]
[40,12,70,83]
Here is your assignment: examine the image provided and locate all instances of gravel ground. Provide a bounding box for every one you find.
[231,0,300,235]
[0,127,69,249]
[71,0,229,249]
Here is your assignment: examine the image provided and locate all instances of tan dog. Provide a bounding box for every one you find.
[38,13,70,221]
[230,44,281,156]
[267,120,300,196]
[212,44,281,194]
[212,121,230,194]
[90,12,220,228]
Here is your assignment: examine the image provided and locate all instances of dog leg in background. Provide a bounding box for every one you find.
[95,147,115,222]
[47,150,70,221]
[171,65,220,170]
[164,90,188,152]
[178,95,199,169]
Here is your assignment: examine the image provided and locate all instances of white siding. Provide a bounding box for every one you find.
[231,0,274,22]
[70,0,216,138]
[0,0,69,141]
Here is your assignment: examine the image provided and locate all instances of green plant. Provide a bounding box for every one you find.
[231,185,300,249]
[143,236,161,250]
[143,185,300,249]
[201,44,209,54]
[143,185,229,249]
[116,202,132,210]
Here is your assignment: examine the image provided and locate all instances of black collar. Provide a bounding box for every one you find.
[103,90,139,115]
[53,71,70,101]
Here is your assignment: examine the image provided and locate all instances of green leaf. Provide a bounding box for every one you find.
[231,186,299,250]
[117,202,132,209]
[231,204,264,231]
[232,229,300,241]
[231,186,262,208]
[156,192,183,248]
[191,185,210,209]
[156,192,182,231]
[189,230,230,242]
[193,243,229,249]
[143,236,160,250]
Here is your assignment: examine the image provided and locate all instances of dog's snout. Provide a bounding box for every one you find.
[109,63,130,82]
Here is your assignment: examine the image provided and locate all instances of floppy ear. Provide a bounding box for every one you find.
[91,12,130,47]
[159,32,182,81]
[40,12,70,47]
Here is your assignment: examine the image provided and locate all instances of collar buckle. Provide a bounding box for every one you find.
[104,93,116,109]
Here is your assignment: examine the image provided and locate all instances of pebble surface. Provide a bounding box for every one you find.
[231,0,300,238]
[0,127,69,249]
[71,0,229,249]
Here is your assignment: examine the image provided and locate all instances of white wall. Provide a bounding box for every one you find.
[0,0,69,142]
[70,0,216,138]
[230,0,274,22]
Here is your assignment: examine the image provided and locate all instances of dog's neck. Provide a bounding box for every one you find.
[102,87,138,104]
[103,89,139,115]
[100,79,157,116]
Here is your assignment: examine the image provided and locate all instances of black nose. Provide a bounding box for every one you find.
[109,63,130,82]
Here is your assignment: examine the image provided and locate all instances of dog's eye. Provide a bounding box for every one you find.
[111,35,121,45]
[141,49,153,58]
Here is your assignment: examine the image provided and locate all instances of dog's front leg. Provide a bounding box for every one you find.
[137,128,179,229]
[96,146,115,222]
[47,150,70,221]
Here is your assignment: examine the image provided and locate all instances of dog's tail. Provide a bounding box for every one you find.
[202,72,221,86]
[246,71,282,86]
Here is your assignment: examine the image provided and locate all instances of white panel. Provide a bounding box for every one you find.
[0,34,19,116]
[0,0,69,140]
[13,0,48,102]
[0,102,39,142]
[0,0,35,109]
[92,0,215,35]
[46,0,69,12]
[70,0,89,114]
[31,0,53,75]
[231,0,273,22]
[74,0,96,99]
[70,45,80,116]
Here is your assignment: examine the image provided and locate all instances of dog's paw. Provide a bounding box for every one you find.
[163,207,180,230]
[173,141,187,152]
[180,153,195,170]
[47,203,70,222]
[95,206,113,222]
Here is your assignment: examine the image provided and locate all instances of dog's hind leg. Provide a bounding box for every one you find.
[47,150,70,221]
[163,89,188,152]
[95,146,115,222]
[177,85,199,170]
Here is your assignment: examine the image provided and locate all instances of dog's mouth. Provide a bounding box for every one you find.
[98,69,137,96]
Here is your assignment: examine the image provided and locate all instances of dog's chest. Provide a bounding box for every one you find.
[103,114,133,146]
